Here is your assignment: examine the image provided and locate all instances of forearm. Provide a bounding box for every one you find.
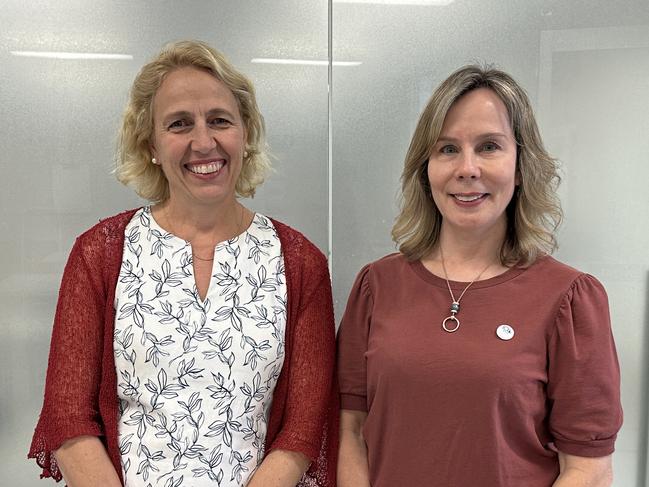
[553,453,612,487]
[246,449,310,487]
[338,427,370,486]
[54,436,121,487]
[553,469,612,487]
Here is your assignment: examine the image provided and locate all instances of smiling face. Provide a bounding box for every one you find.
[150,66,246,211]
[427,87,519,241]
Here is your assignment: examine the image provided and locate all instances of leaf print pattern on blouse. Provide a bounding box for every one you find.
[114,207,286,486]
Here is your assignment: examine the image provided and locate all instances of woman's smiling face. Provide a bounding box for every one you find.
[150,66,247,210]
[427,87,519,239]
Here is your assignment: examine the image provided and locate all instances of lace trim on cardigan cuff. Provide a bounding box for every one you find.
[28,421,103,482]
[28,433,63,482]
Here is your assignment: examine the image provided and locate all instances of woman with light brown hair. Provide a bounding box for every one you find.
[337,65,622,486]
[29,40,337,487]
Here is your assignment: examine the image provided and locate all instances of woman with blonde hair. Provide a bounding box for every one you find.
[29,40,337,487]
[337,65,622,486]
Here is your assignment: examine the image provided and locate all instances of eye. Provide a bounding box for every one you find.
[481,141,500,152]
[167,119,191,131]
[439,145,458,154]
[209,117,232,128]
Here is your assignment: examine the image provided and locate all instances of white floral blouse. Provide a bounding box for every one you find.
[114,207,287,487]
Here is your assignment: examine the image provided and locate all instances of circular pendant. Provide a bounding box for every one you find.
[496,324,515,340]
[442,315,460,333]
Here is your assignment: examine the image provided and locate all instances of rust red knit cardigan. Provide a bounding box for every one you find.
[29,209,338,485]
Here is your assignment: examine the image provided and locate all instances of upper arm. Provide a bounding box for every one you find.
[337,265,373,411]
[269,251,336,460]
[547,274,622,457]
[45,237,105,423]
[29,237,106,479]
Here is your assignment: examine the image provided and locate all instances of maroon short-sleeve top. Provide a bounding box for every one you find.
[337,253,622,487]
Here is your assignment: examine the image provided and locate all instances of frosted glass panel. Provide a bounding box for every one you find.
[546,40,649,487]
[3,0,649,484]
[0,0,328,484]
[332,2,649,485]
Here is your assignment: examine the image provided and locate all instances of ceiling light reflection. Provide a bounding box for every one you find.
[10,51,133,60]
[334,0,454,5]
[251,58,361,67]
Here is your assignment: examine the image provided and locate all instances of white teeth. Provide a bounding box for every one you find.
[454,194,483,202]
[187,161,224,174]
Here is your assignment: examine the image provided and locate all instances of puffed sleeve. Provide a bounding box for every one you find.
[28,236,106,480]
[547,273,623,457]
[337,264,373,411]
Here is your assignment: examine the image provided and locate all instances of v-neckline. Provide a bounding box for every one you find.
[145,206,258,308]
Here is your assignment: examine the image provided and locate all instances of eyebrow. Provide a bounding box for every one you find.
[436,132,510,143]
[161,108,237,124]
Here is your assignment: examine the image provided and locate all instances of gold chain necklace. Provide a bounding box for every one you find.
[163,204,244,262]
[440,246,494,333]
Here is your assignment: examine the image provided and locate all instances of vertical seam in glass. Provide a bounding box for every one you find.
[327,0,333,275]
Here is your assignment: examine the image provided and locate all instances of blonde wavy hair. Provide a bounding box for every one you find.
[115,40,270,201]
[392,65,562,266]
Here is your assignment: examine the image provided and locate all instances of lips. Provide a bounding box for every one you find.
[453,193,487,202]
[185,160,225,175]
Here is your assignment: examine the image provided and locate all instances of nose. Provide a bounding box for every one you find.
[456,150,480,180]
[190,122,217,154]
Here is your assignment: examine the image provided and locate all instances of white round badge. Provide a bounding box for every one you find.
[496,324,515,341]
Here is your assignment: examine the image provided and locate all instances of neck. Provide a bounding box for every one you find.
[442,217,506,257]
[424,220,508,282]
[153,197,247,246]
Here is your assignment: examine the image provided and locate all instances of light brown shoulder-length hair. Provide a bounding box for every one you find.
[115,40,270,201]
[392,65,562,267]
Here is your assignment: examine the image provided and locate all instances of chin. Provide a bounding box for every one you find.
[448,216,503,232]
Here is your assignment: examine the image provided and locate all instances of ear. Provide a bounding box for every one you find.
[515,171,521,186]
[149,141,158,161]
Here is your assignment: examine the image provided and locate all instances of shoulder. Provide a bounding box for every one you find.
[72,208,141,263]
[56,209,140,296]
[76,208,140,246]
[525,255,590,287]
[530,254,581,275]
[530,255,609,306]
[367,252,409,270]
[357,252,411,281]
[270,217,328,272]
[347,252,409,297]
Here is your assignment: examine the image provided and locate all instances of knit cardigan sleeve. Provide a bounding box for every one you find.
[266,220,339,486]
[28,232,109,481]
